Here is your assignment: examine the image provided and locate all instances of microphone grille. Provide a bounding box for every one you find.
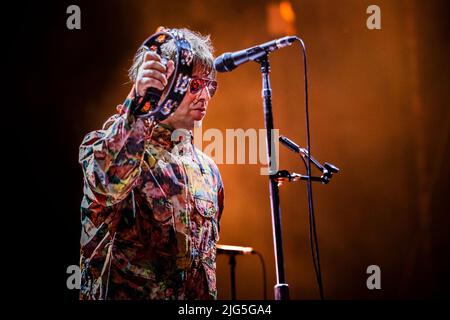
[214,53,234,72]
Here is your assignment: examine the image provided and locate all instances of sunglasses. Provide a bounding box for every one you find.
[189,78,218,97]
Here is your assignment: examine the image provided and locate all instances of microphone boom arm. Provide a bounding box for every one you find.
[279,135,340,184]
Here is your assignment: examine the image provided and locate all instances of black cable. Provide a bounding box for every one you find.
[253,251,267,300]
[295,37,325,300]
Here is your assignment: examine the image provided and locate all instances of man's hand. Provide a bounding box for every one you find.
[135,51,175,97]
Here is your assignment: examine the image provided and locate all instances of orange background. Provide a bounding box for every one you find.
[14,0,449,299]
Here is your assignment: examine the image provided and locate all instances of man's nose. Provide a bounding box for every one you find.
[198,85,212,100]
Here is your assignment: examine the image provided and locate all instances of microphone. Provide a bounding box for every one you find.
[279,135,301,153]
[214,36,298,72]
[216,244,255,255]
[279,135,324,172]
[279,135,340,179]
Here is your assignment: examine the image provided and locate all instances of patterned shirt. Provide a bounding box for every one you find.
[78,92,224,300]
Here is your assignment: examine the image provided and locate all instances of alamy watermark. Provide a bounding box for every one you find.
[176,126,280,176]
[366,5,381,30]
[67,265,81,290]
[366,265,381,290]
[66,5,81,30]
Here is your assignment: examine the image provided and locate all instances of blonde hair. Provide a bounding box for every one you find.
[128,27,216,83]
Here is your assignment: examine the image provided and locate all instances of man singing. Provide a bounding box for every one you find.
[79,27,224,300]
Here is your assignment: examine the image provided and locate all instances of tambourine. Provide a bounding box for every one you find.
[133,28,194,122]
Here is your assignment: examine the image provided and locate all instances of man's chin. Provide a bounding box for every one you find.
[191,110,206,121]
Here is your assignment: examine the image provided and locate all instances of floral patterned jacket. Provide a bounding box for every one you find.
[78,91,224,300]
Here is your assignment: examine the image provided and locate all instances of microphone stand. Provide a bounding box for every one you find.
[257,55,289,300]
[257,56,339,301]
[229,254,237,300]
[217,244,254,300]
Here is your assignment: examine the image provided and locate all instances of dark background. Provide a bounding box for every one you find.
[8,0,450,300]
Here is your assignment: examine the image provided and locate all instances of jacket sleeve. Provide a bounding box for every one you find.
[79,88,152,206]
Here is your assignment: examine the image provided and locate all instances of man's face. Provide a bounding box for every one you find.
[161,70,216,130]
